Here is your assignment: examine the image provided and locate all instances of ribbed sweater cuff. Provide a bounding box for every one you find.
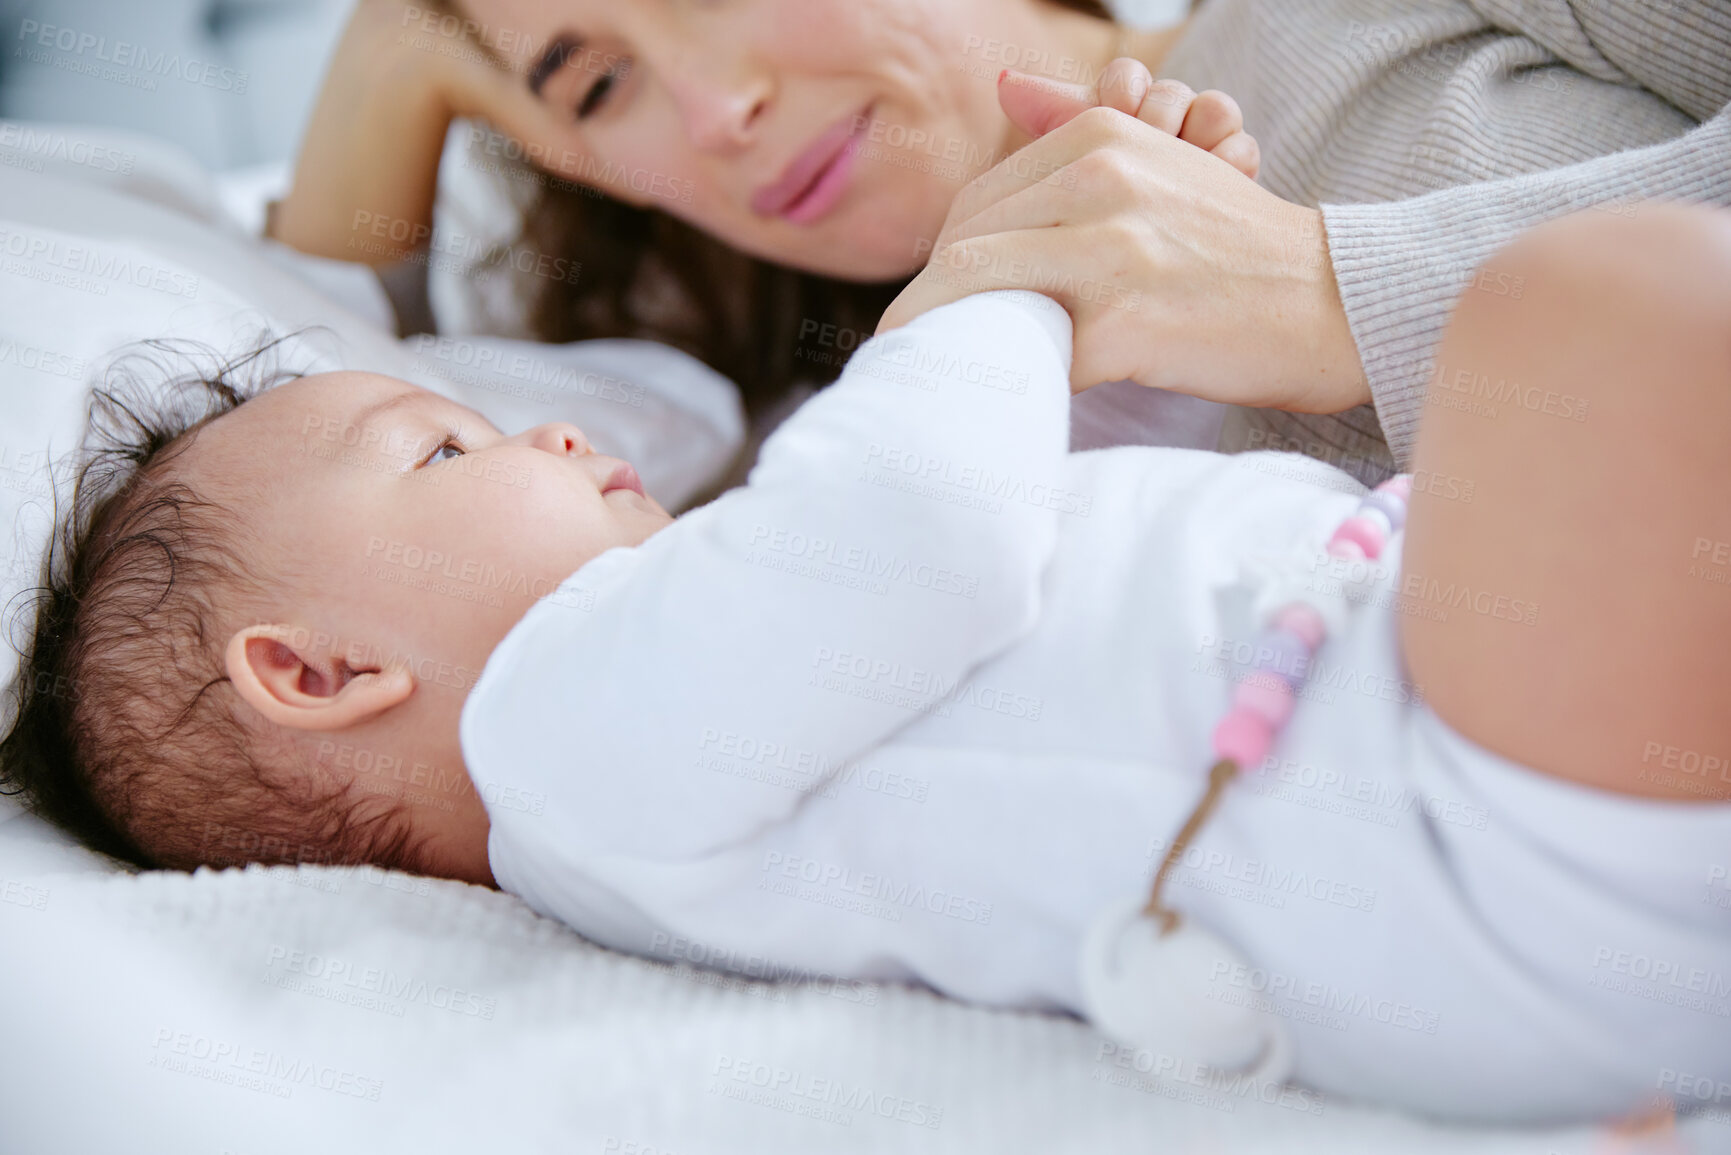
[1322,109,1731,465]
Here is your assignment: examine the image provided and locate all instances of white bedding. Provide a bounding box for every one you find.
[2,857,1694,1155]
[0,126,1720,1152]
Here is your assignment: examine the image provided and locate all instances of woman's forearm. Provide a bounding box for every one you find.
[271,2,455,265]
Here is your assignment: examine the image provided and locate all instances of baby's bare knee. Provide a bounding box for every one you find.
[1477,203,1731,339]
[1439,203,1731,430]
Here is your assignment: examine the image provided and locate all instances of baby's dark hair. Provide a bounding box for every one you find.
[0,339,422,873]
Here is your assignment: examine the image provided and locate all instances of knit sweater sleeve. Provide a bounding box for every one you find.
[1324,104,1730,465]
[1319,0,1731,465]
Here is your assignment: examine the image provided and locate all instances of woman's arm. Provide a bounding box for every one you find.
[271,0,566,266]
[271,1,451,263]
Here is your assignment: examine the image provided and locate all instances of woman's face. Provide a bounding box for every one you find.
[454,0,1050,281]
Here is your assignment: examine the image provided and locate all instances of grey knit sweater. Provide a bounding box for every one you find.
[1155,0,1731,480]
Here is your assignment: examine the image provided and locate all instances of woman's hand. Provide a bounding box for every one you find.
[273,0,571,264]
[879,64,1370,416]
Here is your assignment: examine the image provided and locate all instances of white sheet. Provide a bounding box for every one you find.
[4,860,1703,1154]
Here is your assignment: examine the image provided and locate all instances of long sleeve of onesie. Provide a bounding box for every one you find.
[462,291,1075,955]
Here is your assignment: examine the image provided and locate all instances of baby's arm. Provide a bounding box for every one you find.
[464,291,1074,860]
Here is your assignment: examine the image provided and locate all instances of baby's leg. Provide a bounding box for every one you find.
[1400,204,1731,800]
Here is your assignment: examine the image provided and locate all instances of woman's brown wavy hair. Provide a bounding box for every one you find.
[441,0,1124,420]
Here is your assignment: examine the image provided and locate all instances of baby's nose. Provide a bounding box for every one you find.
[525,423,592,458]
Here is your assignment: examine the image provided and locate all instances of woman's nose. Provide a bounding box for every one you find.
[522,423,592,458]
[665,50,770,153]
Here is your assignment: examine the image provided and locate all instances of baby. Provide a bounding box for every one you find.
[4,292,1728,1123]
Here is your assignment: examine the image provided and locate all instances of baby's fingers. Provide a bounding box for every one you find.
[1134,78,1197,138]
[1178,91,1259,179]
[1208,130,1262,180]
[1177,90,1244,152]
[1096,69,1260,178]
[1095,57,1154,119]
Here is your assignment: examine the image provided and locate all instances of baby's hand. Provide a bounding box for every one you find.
[997,60,1261,180]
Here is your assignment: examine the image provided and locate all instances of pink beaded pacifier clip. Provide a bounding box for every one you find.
[1080,474,1414,1082]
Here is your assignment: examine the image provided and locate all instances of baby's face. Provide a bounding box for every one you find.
[185,371,674,879]
[208,371,675,617]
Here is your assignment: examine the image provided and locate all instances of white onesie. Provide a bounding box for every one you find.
[462,291,1731,1125]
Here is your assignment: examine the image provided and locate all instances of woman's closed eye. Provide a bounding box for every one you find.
[576,56,632,120]
[529,36,633,122]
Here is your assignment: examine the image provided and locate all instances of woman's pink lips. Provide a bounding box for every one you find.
[752,104,871,221]
[782,134,862,225]
[602,462,644,498]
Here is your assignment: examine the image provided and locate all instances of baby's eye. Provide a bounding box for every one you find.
[424,439,466,466]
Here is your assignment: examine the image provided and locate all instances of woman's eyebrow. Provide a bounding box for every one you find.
[529,35,585,97]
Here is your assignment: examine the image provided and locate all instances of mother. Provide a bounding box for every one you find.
[272,0,1729,482]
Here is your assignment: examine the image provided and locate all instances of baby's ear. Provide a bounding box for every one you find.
[224,625,414,732]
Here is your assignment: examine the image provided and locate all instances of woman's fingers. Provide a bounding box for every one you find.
[445,52,588,177]
[878,230,1064,337]
[966,70,1117,230]
[940,105,1136,246]
[938,190,1063,253]
[880,226,1139,384]
[879,227,1160,395]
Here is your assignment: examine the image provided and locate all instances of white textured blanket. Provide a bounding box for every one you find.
[0,853,1711,1154]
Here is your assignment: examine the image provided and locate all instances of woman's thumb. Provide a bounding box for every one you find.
[996,68,1096,138]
